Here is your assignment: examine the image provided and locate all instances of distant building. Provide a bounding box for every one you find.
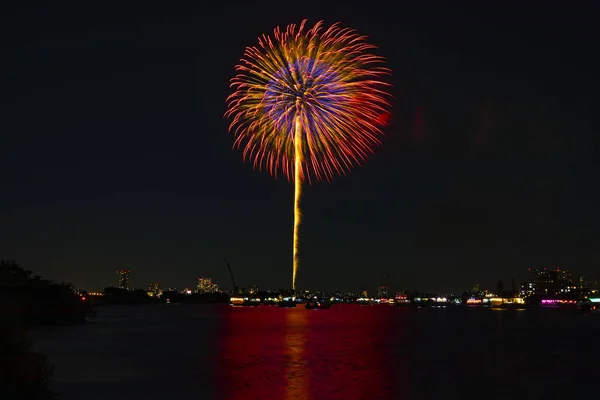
[249,285,259,294]
[580,277,599,293]
[468,284,485,298]
[197,277,219,294]
[377,285,388,298]
[148,282,161,297]
[521,268,577,297]
[116,270,130,290]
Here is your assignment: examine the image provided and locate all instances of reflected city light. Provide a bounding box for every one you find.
[215,305,399,399]
[283,309,309,400]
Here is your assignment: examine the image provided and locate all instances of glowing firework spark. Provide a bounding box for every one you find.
[225,20,391,290]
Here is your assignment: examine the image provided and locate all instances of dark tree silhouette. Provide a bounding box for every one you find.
[102,286,155,304]
[0,326,57,399]
[0,260,91,399]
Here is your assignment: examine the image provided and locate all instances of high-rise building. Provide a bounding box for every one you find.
[116,270,130,290]
[148,282,161,297]
[580,277,599,293]
[377,285,388,298]
[521,268,576,297]
[197,277,218,293]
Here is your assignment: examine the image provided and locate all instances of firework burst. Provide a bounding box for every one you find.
[225,20,391,290]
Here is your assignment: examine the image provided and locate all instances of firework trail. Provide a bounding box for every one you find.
[225,20,391,290]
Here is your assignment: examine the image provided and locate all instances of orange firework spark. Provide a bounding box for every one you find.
[225,20,392,289]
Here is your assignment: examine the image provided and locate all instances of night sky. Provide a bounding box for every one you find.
[1,1,598,293]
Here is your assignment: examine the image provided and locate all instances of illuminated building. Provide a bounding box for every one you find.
[148,282,161,297]
[521,268,577,297]
[197,277,219,293]
[377,285,388,298]
[579,277,599,293]
[469,284,485,298]
[116,270,130,290]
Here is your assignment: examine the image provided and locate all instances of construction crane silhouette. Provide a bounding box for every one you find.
[224,256,239,294]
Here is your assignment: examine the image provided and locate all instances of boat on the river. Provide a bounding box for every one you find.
[278,297,296,308]
[229,296,260,306]
[305,298,331,309]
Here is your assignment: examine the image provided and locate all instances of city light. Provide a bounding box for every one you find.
[541,299,576,304]
[466,299,483,305]
[230,297,245,305]
[116,270,130,290]
[95,266,596,311]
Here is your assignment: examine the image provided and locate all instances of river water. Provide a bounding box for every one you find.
[30,304,599,399]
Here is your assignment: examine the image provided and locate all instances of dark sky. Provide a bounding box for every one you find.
[1,0,598,293]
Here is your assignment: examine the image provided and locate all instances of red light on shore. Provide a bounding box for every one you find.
[81,297,86,301]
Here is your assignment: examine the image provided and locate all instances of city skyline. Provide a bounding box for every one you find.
[88,265,599,297]
[1,1,598,293]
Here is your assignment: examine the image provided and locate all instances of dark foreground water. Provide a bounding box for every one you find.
[30,304,599,400]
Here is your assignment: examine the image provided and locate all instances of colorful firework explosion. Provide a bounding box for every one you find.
[225,20,392,289]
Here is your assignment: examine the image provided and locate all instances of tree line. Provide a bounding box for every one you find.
[0,260,93,399]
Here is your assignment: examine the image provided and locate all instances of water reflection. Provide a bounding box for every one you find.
[216,306,287,399]
[283,309,309,400]
[216,305,398,400]
[29,304,600,399]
